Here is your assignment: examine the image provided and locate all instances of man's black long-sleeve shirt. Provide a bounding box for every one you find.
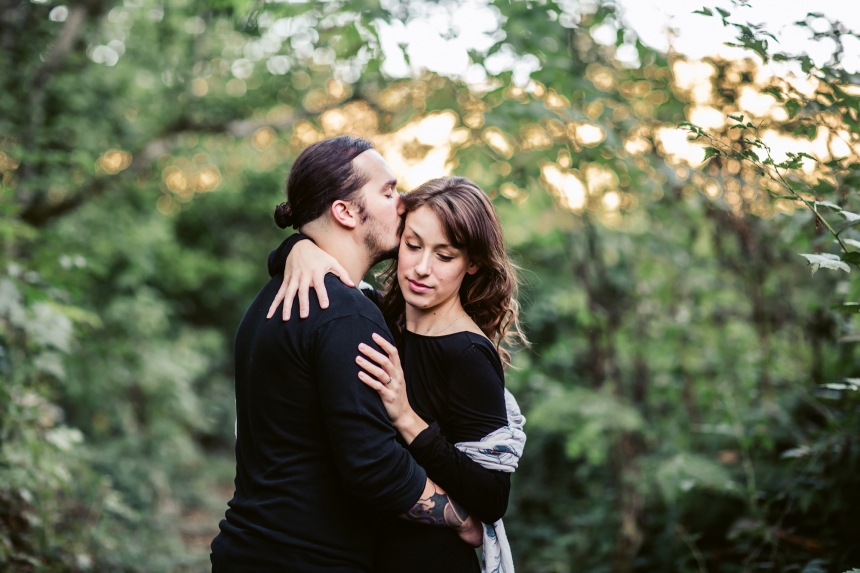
[211,238,427,573]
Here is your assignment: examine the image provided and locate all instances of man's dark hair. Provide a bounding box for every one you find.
[274,136,374,229]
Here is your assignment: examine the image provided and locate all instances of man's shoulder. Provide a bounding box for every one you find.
[314,275,387,329]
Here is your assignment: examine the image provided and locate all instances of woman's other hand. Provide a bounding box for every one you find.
[266,239,354,321]
[357,333,428,444]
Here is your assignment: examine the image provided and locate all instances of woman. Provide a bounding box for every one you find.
[271,177,526,573]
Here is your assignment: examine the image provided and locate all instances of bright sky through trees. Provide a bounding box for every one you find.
[372,0,860,192]
[378,0,860,80]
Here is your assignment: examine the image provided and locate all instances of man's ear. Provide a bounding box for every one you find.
[330,199,358,229]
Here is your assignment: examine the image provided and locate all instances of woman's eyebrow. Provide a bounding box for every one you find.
[405,226,452,249]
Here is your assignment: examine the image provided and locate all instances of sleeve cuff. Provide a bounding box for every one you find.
[408,421,443,456]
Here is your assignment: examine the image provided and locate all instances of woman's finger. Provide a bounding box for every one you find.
[358,371,388,393]
[267,285,288,319]
[297,275,312,319]
[371,333,401,367]
[280,279,299,321]
[356,355,390,383]
[357,343,393,371]
[328,261,355,288]
[312,269,330,309]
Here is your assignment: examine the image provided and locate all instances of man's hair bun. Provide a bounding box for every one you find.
[274,202,294,228]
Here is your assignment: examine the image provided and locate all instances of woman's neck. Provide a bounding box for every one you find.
[404,295,469,337]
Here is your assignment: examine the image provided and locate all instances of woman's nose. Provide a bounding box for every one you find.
[415,254,431,276]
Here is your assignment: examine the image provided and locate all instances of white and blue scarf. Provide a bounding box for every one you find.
[455,389,526,573]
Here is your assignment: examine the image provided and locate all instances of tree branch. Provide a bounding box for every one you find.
[18,1,94,214]
[19,179,109,225]
[18,106,319,226]
[32,3,89,91]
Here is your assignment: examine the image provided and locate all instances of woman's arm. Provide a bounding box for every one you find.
[357,336,513,524]
[408,423,511,524]
[266,235,354,320]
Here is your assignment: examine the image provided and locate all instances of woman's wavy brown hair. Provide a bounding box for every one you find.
[380,177,528,368]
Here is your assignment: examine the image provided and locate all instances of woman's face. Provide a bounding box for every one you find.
[397,206,478,312]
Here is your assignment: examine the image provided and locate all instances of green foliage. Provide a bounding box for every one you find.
[530,386,644,464]
[3,0,860,572]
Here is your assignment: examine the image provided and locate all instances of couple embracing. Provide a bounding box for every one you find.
[210,135,527,573]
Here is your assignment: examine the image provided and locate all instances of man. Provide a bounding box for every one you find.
[211,136,481,573]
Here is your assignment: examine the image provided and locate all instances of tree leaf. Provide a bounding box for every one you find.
[703,147,721,160]
[762,86,784,101]
[831,302,860,314]
[814,201,841,211]
[791,121,817,140]
[693,7,714,16]
[836,218,860,235]
[799,253,850,275]
[841,211,860,222]
[841,252,860,265]
[812,180,836,195]
[842,238,860,249]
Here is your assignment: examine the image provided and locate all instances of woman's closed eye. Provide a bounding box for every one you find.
[404,240,453,261]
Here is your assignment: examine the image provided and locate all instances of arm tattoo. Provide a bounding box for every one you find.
[404,483,469,528]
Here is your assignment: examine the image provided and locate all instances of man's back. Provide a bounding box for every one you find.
[211,273,426,573]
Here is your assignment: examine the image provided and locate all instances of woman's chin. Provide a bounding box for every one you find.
[402,293,434,310]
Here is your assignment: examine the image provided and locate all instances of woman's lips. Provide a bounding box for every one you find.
[407,279,432,293]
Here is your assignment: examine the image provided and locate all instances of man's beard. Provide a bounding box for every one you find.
[364,214,400,267]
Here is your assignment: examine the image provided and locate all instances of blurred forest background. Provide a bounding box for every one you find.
[2,0,860,571]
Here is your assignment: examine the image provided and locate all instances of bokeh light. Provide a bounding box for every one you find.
[98,149,132,174]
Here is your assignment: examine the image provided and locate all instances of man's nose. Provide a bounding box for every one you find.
[396,193,406,216]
